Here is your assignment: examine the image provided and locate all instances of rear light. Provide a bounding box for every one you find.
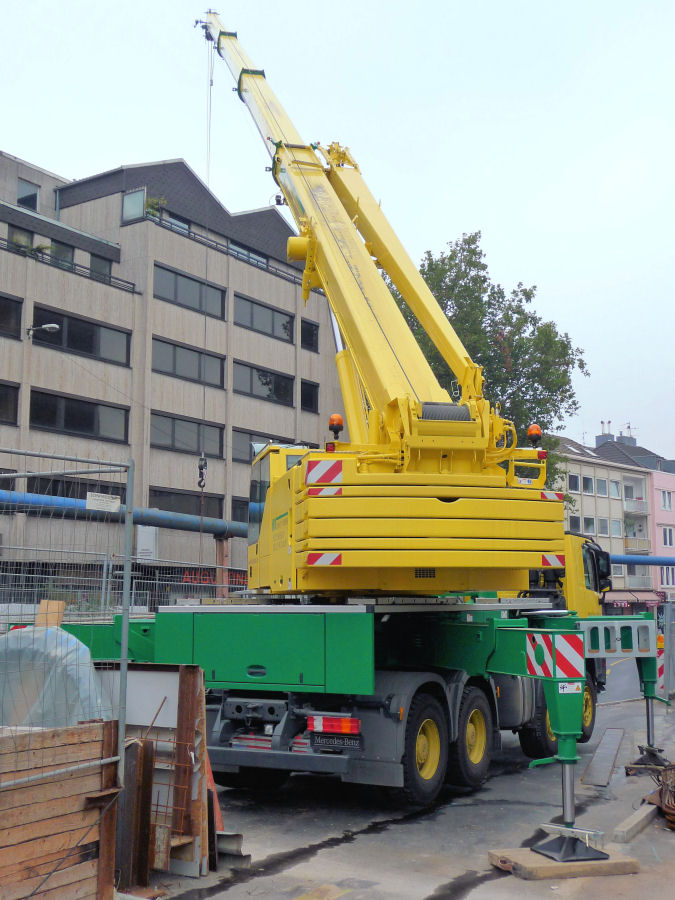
[307,715,361,734]
[537,450,547,460]
[325,442,336,452]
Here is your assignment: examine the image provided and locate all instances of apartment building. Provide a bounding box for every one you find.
[0,151,344,574]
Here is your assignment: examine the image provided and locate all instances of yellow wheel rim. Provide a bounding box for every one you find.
[466,708,487,764]
[545,709,557,745]
[416,718,441,780]
[582,684,594,728]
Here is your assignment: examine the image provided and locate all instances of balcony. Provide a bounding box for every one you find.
[624,499,649,514]
[625,575,653,589]
[624,537,651,552]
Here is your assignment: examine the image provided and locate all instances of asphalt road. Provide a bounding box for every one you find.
[161,659,673,900]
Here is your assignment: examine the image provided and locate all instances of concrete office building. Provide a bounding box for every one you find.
[0,151,344,575]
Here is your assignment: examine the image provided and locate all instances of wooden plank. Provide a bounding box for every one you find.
[0,840,97,884]
[0,723,104,757]
[34,598,66,627]
[97,718,118,900]
[115,740,141,892]
[0,808,100,850]
[37,874,99,900]
[0,773,101,814]
[488,847,640,880]
[172,665,197,836]
[136,739,155,887]
[0,738,104,776]
[0,819,100,869]
[150,823,171,871]
[2,858,98,900]
[1,792,89,831]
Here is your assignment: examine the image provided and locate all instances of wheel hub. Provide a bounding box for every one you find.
[416,718,441,780]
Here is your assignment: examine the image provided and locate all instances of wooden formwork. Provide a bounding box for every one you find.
[0,719,118,900]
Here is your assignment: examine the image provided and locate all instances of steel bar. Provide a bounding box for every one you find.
[0,756,120,791]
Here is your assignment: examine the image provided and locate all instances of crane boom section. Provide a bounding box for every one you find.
[205,17,453,418]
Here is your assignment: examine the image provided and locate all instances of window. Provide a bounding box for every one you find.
[30,390,128,442]
[149,487,222,519]
[8,225,33,252]
[301,319,319,352]
[624,484,634,500]
[17,178,39,211]
[611,519,622,537]
[661,566,675,587]
[596,478,608,496]
[152,338,223,387]
[164,212,190,235]
[153,264,225,318]
[0,294,21,339]
[569,515,581,533]
[568,473,580,492]
[582,476,594,494]
[229,242,267,267]
[662,491,673,511]
[233,362,293,406]
[231,428,289,463]
[122,188,145,222]
[583,516,595,535]
[50,240,74,271]
[612,564,624,577]
[598,517,609,536]
[150,413,222,457]
[231,497,249,523]
[90,255,112,283]
[0,383,19,425]
[301,380,319,413]
[663,527,674,548]
[609,480,621,499]
[234,295,293,342]
[32,307,130,365]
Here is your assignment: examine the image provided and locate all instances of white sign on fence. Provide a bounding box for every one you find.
[86,491,121,513]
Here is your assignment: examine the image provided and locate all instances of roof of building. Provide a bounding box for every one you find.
[57,159,300,268]
[593,439,662,470]
[556,434,653,473]
[556,435,604,460]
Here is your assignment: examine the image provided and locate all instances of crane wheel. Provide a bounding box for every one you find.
[447,686,492,788]
[518,698,558,759]
[578,677,597,743]
[402,693,448,805]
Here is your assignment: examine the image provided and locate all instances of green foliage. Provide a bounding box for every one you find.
[396,231,587,443]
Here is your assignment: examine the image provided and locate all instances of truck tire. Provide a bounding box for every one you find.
[446,686,492,789]
[578,677,597,743]
[402,693,448,805]
[518,700,557,759]
[212,767,288,792]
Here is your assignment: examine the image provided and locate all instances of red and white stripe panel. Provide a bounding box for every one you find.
[526,632,553,677]
[541,491,564,501]
[554,633,584,679]
[542,554,565,567]
[307,552,342,567]
[306,459,343,485]
[657,647,665,697]
[307,486,343,497]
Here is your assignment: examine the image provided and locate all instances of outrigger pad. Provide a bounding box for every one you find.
[532,835,609,863]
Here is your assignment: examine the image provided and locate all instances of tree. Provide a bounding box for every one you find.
[396,231,587,447]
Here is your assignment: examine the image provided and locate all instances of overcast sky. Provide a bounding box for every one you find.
[4,1,673,454]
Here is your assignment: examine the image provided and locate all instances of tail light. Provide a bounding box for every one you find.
[307,715,361,734]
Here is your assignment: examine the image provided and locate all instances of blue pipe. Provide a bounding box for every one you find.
[610,554,674,566]
[0,489,247,539]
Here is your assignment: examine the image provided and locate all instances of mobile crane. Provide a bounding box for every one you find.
[64,16,660,824]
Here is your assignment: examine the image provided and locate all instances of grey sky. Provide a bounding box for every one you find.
[5,1,673,453]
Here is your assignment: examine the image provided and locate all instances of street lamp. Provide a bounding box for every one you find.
[26,323,60,339]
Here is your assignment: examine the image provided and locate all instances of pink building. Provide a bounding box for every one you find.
[649,469,675,599]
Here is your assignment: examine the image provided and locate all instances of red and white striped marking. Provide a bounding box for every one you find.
[541,491,564,501]
[542,554,565,567]
[307,486,343,497]
[306,459,343,485]
[526,632,553,677]
[657,646,666,697]
[554,633,584,679]
[307,552,342,566]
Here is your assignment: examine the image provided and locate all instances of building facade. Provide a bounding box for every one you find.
[0,151,344,573]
